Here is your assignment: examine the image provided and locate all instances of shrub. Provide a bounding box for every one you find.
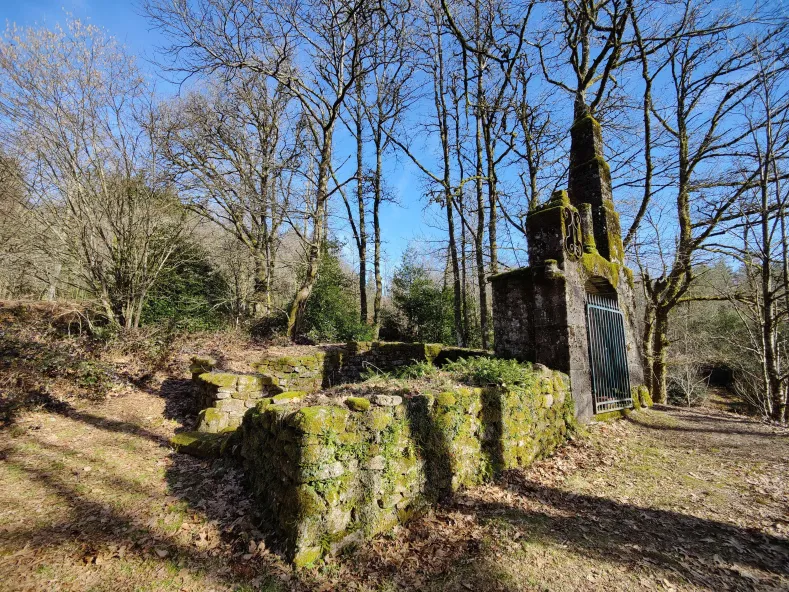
[395,361,439,380]
[386,250,455,343]
[141,242,229,331]
[667,362,710,407]
[249,313,289,341]
[444,356,534,389]
[301,243,372,342]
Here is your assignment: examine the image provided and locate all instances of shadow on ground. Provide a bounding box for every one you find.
[462,473,789,590]
[3,371,788,591]
[158,377,199,429]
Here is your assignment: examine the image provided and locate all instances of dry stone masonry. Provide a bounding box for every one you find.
[173,342,621,566]
[238,366,576,567]
[175,341,654,567]
[190,342,486,433]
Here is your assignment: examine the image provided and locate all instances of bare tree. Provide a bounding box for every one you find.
[154,72,298,318]
[146,0,394,339]
[0,154,32,298]
[340,65,372,326]
[366,12,414,339]
[337,2,414,338]
[384,0,471,346]
[537,0,632,122]
[705,40,789,421]
[632,5,780,403]
[0,19,189,329]
[438,0,536,347]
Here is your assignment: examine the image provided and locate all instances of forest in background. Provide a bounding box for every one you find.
[1,0,788,422]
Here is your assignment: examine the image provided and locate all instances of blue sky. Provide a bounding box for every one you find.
[2,0,436,278]
[9,1,763,282]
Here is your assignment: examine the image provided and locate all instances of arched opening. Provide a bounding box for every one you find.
[585,276,616,297]
[584,277,632,413]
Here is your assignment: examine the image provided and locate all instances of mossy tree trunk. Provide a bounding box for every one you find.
[642,303,656,397]
[651,308,670,404]
[252,246,272,318]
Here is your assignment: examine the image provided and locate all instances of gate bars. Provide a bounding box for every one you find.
[585,293,632,413]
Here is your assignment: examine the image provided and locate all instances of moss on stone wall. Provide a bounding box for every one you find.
[169,431,229,458]
[345,397,371,411]
[581,250,622,288]
[600,199,625,263]
[193,342,489,434]
[193,370,282,433]
[239,368,575,567]
[592,409,632,422]
[249,342,488,394]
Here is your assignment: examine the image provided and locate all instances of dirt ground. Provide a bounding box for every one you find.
[1,372,787,591]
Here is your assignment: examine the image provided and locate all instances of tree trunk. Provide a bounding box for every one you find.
[432,14,463,346]
[372,127,383,340]
[483,113,498,275]
[651,308,669,404]
[451,74,469,347]
[287,131,332,340]
[252,247,271,318]
[461,203,470,347]
[474,117,490,349]
[46,262,61,301]
[642,301,656,397]
[445,188,464,347]
[355,104,368,325]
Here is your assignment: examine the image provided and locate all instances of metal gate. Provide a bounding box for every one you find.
[585,293,632,413]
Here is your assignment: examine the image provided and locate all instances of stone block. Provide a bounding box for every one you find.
[345,396,370,411]
[366,455,386,471]
[237,374,264,392]
[170,431,228,458]
[196,407,229,433]
[371,394,403,407]
[215,398,246,414]
[271,391,305,405]
[198,372,238,389]
[305,461,344,482]
[189,356,217,376]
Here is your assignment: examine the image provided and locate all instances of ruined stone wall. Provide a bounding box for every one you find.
[238,369,575,566]
[193,371,281,432]
[192,342,488,433]
[250,341,485,390]
[490,268,534,361]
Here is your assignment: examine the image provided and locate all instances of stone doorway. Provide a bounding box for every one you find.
[585,283,632,414]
